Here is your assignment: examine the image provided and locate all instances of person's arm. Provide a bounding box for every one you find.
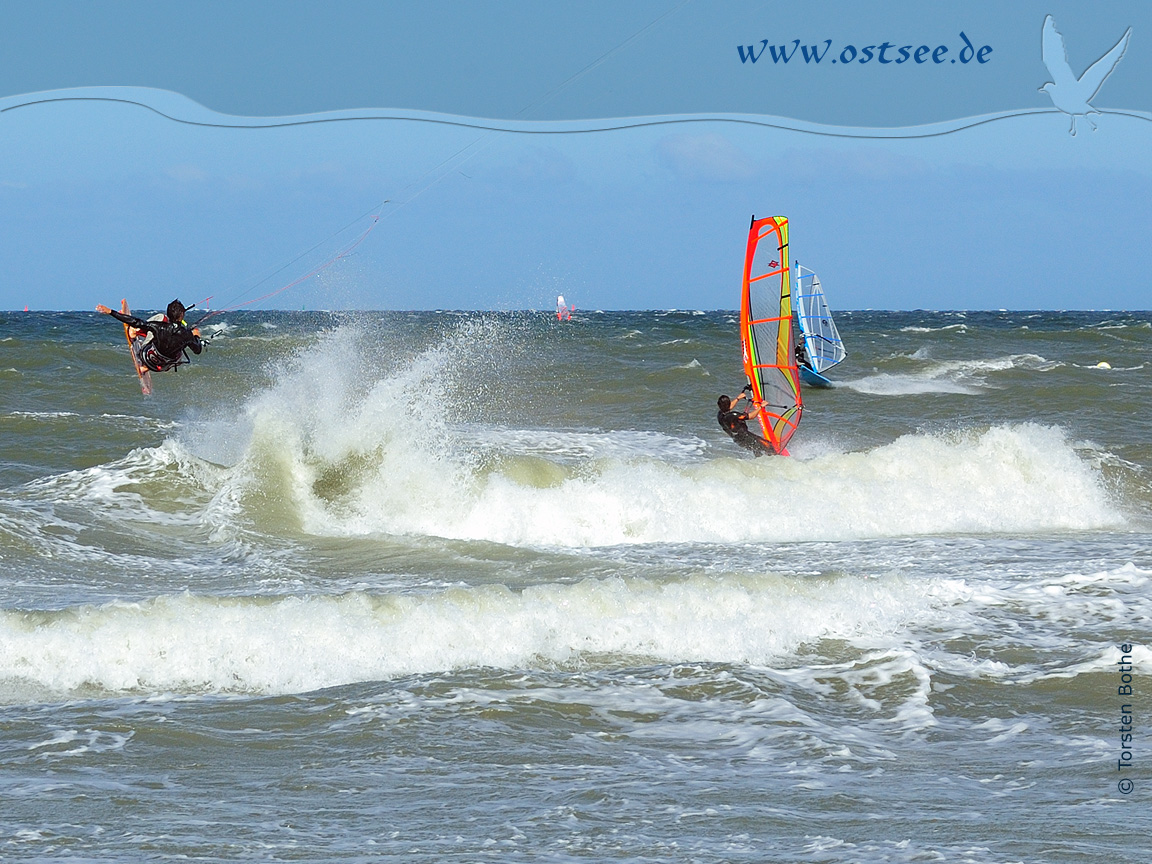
[96,305,151,331]
[170,321,205,355]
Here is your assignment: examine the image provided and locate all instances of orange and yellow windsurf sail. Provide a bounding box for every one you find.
[740,215,802,455]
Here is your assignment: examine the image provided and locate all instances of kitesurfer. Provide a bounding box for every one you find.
[96,299,204,372]
[717,385,773,456]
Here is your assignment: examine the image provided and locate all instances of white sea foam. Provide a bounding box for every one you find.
[1013,643,1152,684]
[843,353,1061,396]
[346,652,938,762]
[237,418,1120,546]
[23,440,222,527]
[907,562,1152,684]
[26,728,132,756]
[7,411,80,418]
[899,324,968,333]
[0,571,956,698]
[840,373,979,396]
[5,476,1141,702]
[3,411,177,431]
[465,427,707,463]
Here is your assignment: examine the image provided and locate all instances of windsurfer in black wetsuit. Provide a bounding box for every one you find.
[717,385,773,456]
[96,299,205,372]
[795,339,811,371]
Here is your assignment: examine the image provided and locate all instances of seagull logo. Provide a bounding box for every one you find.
[1039,15,1132,135]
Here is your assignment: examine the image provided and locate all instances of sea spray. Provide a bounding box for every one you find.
[177,328,1125,544]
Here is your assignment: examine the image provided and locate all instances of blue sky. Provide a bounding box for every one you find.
[0,2,1148,311]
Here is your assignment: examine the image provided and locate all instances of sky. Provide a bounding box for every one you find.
[0,1,1148,311]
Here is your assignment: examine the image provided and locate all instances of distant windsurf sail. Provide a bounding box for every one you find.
[741,216,802,454]
[794,262,846,375]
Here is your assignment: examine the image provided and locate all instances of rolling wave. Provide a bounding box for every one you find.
[4,561,1146,700]
[3,326,1126,552]
[0,571,958,698]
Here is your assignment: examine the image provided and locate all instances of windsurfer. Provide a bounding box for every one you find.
[556,295,573,321]
[717,386,773,456]
[795,340,811,369]
[96,299,204,372]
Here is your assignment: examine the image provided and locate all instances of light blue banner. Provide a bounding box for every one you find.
[0,2,1146,125]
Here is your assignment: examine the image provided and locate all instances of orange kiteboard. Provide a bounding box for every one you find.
[119,299,153,395]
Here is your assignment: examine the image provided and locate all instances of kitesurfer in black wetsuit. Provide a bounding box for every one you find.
[717,385,774,457]
[96,299,205,372]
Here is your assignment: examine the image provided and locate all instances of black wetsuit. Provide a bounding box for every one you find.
[717,409,773,456]
[107,309,203,372]
[795,341,813,373]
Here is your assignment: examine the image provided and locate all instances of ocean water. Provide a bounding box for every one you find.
[0,308,1149,862]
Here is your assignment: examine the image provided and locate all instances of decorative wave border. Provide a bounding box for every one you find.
[3,86,1150,140]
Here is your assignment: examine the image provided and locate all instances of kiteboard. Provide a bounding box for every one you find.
[740,215,802,456]
[119,299,153,395]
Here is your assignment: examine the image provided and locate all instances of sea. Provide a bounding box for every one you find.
[0,308,1149,862]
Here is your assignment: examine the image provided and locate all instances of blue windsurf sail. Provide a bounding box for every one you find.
[793,262,846,384]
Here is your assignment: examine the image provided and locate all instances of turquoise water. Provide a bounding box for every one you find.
[1,309,1150,861]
